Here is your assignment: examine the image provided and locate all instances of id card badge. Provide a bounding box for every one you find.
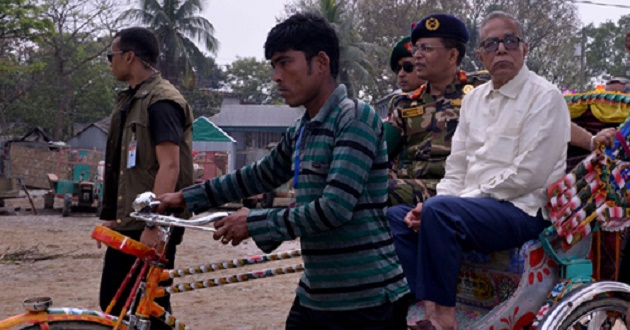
[127,138,137,168]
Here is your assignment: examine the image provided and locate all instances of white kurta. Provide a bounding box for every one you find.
[437,65,571,217]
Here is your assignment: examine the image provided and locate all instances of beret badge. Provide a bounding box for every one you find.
[425,17,440,31]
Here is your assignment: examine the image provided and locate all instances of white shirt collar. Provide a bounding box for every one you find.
[483,65,530,100]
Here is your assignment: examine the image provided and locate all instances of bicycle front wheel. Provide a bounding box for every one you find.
[557,296,628,329]
[21,320,115,329]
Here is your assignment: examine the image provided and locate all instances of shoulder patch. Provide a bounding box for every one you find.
[462,85,474,95]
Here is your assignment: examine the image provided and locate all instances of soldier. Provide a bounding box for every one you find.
[386,36,426,179]
[384,14,486,208]
[390,36,425,94]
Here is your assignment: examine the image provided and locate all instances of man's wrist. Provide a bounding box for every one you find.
[589,135,596,151]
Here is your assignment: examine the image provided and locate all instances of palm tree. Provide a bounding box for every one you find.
[120,0,219,88]
[297,0,383,99]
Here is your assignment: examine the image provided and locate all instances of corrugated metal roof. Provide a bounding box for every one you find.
[94,116,111,132]
[209,104,304,127]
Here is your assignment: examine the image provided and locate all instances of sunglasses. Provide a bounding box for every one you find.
[395,61,415,74]
[479,36,522,52]
[106,50,129,62]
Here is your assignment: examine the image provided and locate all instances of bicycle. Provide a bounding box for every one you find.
[0,193,304,330]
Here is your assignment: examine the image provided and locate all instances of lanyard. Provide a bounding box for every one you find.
[293,126,305,189]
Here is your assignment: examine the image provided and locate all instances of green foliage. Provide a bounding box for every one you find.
[0,0,121,140]
[584,15,630,84]
[459,0,581,90]
[120,0,219,88]
[318,0,385,100]
[0,0,53,42]
[5,39,118,138]
[284,0,584,100]
[225,57,282,105]
[182,89,223,118]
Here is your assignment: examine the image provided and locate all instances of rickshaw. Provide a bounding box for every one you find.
[406,89,630,329]
[4,90,630,329]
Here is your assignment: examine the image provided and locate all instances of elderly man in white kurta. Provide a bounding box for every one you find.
[406,11,571,330]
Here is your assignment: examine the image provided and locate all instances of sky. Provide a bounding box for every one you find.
[205,0,630,66]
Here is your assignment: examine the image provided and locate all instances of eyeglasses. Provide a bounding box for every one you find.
[106,50,128,62]
[479,36,522,52]
[395,61,414,74]
[412,43,449,54]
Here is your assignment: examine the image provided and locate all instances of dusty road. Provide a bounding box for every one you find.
[0,206,301,329]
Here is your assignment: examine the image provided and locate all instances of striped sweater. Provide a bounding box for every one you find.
[182,85,409,311]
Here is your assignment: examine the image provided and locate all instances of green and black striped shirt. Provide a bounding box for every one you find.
[182,85,409,311]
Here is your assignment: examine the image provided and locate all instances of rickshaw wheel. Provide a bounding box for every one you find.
[558,296,628,329]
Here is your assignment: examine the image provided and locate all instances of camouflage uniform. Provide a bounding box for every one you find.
[387,71,488,206]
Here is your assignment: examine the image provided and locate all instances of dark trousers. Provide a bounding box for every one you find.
[387,204,419,296]
[387,195,548,306]
[285,296,409,330]
[99,229,179,330]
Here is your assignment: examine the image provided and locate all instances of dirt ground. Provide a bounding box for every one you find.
[0,198,302,330]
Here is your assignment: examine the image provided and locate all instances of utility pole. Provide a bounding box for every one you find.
[579,27,587,92]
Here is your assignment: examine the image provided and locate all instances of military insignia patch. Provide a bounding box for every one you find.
[401,106,425,118]
[463,84,474,95]
[426,18,439,31]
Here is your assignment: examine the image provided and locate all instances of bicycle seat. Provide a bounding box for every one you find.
[92,225,156,260]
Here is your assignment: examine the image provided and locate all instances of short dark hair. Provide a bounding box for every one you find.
[264,12,340,79]
[115,27,160,68]
[441,38,466,66]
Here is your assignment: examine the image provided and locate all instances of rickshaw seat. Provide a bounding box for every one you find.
[455,239,538,309]
[461,240,536,274]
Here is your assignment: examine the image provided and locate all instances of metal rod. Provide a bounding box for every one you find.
[166,249,302,279]
[167,263,305,294]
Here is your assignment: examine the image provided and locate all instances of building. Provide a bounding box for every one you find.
[208,102,304,169]
[192,116,237,177]
[66,117,110,152]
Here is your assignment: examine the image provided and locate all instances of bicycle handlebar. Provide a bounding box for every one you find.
[129,191,229,232]
[129,212,229,232]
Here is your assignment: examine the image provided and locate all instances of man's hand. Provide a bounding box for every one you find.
[155,191,185,214]
[213,208,251,246]
[404,203,423,233]
[593,128,617,149]
[96,220,117,249]
[140,226,164,251]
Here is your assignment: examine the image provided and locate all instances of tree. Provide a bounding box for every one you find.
[583,15,630,87]
[181,54,225,118]
[30,0,122,140]
[351,0,464,99]
[5,38,118,137]
[458,0,581,90]
[121,0,219,88]
[225,57,282,105]
[0,0,52,42]
[0,0,53,133]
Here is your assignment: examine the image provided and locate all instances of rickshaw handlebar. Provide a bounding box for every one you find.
[129,211,229,232]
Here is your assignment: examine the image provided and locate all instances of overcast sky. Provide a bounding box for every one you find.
[204,0,630,66]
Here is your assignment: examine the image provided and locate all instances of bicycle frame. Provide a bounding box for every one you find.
[0,217,304,330]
